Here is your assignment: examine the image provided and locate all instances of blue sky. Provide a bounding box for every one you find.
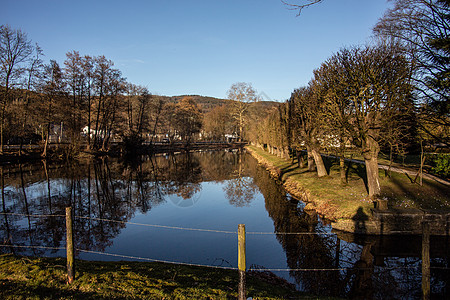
[2,0,391,101]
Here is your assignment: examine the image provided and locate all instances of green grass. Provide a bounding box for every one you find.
[0,254,342,300]
[246,146,450,221]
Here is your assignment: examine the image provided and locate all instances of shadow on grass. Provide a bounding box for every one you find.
[381,173,450,210]
[348,162,369,194]
[278,156,311,180]
[352,207,369,235]
[322,155,336,175]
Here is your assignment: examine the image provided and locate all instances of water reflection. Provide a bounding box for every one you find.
[1,150,448,299]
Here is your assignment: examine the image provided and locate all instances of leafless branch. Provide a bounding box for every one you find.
[281,0,324,16]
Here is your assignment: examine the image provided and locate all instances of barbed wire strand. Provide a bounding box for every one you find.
[0,213,337,235]
[0,244,65,251]
[76,248,238,270]
[247,231,336,235]
[74,216,237,234]
[2,244,448,271]
[3,212,450,241]
[249,265,422,272]
[74,216,337,236]
[0,212,65,218]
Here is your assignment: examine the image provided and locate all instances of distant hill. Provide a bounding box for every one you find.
[158,95,279,114]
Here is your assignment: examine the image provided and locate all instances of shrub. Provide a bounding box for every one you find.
[431,154,450,178]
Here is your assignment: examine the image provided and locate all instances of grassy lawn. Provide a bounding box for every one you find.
[0,254,343,300]
[246,146,450,221]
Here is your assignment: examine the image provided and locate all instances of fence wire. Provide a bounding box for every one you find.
[0,212,65,218]
[0,244,65,251]
[3,244,439,272]
[74,215,237,234]
[1,212,338,236]
[249,265,423,272]
[2,212,449,272]
[76,248,238,270]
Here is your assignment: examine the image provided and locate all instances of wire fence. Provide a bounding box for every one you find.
[1,211,448,274]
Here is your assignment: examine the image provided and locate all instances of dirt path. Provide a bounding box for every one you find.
[337,155,450,186]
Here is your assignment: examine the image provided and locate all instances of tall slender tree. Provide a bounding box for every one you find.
[64,51,85,146]
[290,85,328,177]
[40,60,65,157]
[0,25,34,152]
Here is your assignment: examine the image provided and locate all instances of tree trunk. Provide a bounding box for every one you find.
[42,122,50,158]
[299,152,305,168]
[284,147,290,160]
[339,142,347,184]
[419,140,424,186]
[0,103,5,153]
[387,144,393,178]
[363,136,381,198]
[365,156,381,198]
[311,148,327,177]
[340,156,346,184]
[306,145,315,172]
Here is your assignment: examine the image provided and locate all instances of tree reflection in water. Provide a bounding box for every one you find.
[0,151,448,299]
[223,150,257,207]
[249,156,448,299]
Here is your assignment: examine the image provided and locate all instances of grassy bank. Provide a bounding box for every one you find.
[246,146,450,221]
[0,254,342,300]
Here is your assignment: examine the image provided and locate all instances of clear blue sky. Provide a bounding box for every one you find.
[2,0,391,101]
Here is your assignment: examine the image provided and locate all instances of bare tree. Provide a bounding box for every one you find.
[16,44,44,154]
[64,51,86,146]
[40,60,65,157]
[227,82,259,141]
[203,104,233,141]
[82,55,94,148]
[313,62,352,184]
[171,97,203,144]
[121,84,151,151]
[290,86,328,177]
[0,25,34,152]
[374,0,450,146]
[319,43,413,197]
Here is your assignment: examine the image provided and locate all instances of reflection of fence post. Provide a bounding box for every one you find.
[66,207,75,284]
[238,224,246,300]
[422,222,430,300]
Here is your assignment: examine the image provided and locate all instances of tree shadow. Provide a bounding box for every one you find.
[346,161,369,194]
[321,155,335,175]
[381,173,450,210]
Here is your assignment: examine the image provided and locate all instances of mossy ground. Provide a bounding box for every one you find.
[0,254,343,299]
[246,146,450,221]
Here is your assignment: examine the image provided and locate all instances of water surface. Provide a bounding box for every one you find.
[1,150,448,298]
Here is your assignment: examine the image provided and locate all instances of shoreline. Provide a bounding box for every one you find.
[245,145,342,220]
[245,145,450,235]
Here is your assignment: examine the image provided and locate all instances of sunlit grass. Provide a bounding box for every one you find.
[246,146,450,221]
[0,254,343,299]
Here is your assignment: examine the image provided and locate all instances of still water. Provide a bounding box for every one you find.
[1,150,448,298]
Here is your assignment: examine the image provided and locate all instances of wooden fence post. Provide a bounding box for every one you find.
[238,224,246,300]
[66,207,74,284]
[422,222,430,300]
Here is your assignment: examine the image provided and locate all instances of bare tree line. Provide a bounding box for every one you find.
[0,25,211,157]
